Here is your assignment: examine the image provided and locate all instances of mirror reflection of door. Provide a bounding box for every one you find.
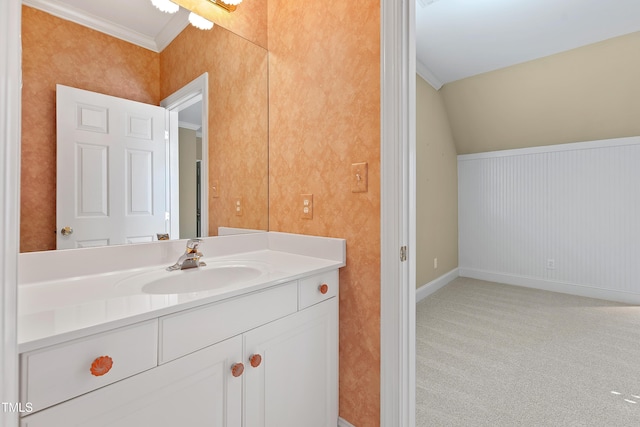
[57,78,208,249]
[56,85,167,249]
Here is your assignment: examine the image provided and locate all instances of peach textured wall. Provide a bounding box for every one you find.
[171,0,267,49]
[21,6,160,252]
[267,1,381,426]
[160,24,269,236]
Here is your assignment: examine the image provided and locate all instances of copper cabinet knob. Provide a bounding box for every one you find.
[90,355,113,376]
[249,354,262,368]
[319,283,329,294]
[231,362,245,377]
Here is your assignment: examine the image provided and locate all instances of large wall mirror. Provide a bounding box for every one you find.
[20,0,269,253]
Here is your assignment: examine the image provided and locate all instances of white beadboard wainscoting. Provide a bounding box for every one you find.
[458,136,640,305]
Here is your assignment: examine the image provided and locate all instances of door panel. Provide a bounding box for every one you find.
[126,149,154,216]
[76,143,108,217]
[243,299,338,427]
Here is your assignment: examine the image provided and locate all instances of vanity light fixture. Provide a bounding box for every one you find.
[207,0,242,13]
[189,12,215,30]
[151,0,179,13]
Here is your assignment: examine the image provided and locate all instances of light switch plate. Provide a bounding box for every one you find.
[351,162,368,193]
[211,180,219,198]
[301,194,313,219]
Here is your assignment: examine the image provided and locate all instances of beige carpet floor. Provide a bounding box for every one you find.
[416,277,640,426]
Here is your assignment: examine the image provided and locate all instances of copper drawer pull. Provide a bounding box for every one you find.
[319,283,329,294]
[231,362,245,377]
[90,355,113,377]
[249,354,262,368]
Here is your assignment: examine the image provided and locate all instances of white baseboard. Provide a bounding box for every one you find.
[416,268,459,302]
[338,417,356,427]
[459,268,640,305]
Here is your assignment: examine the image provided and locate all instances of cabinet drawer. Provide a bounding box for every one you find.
[19,335,243,427]
[159,281,298,363]
[21,320,158,413]
[298,270,338,310]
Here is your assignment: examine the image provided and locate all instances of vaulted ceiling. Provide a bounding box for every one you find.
[417,0,640,89]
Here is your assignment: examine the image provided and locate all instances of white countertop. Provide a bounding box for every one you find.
[18,233,345,353]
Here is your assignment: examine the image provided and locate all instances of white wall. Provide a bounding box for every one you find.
[458,136,640,304]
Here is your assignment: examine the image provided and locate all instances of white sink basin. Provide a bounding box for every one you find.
[142,265,263,294]
[116,262,267,295]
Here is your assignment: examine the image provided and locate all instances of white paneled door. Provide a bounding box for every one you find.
[56,85,167,249]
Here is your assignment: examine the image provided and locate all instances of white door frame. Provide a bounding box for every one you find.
[161,73,209,240]
[1,0,21,425]
[380,0,416,425]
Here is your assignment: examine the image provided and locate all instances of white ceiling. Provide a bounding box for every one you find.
[179,100,203,132]
[417,0,640,89]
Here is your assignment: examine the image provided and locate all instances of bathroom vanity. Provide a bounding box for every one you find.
[17,232,344,427]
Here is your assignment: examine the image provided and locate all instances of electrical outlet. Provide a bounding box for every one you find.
[234,198,242,216]
[547,259,555,270]
[301,194,313,219]
[211,180,219,198]
[351,162,368,193]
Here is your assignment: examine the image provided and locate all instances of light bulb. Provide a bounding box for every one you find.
[223,0,242,5]
[189,12,214,30]
[151,0,179,14]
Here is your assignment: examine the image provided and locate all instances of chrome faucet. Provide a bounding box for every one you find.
[167,239,207,271]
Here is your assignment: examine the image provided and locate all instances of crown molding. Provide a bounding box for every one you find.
[178,121,204,137]
[416,60,443,90]
[178,121,201,130]
[23,0,188,52]
[154,9,190,52]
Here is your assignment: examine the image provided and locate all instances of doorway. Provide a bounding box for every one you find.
[161,73,209,240]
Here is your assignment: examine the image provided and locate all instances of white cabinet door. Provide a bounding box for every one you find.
[20,335,243,427]
[243,299,338,427]
[56,84,167,249]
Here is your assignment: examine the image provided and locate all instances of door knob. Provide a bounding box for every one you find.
[60,226,73,236]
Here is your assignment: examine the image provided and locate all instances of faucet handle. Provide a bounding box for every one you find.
[185,238,202,253]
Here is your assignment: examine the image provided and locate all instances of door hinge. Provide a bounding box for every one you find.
[400,246,407,262]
